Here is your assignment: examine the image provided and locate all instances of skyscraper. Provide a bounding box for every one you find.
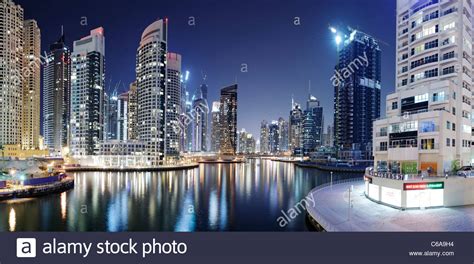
[238,129,256,154]
[22,19,41,150]
[183,89,194,152]
[333,28,381,160]
[165,52,182,158]
[260,120,270,154]
[219,84,238,155]
[105,90,118,140]
[211,101,221,152]
[289,100,304,155]
[269,121,280,154]
[117,92,128,141]
[44,32,71,156]
[136,19,167,165]
[127,81,138,140]
[278,117,289,152]
[303,95,324,154]
[0,0,23,146]
[70,27,106,156]
[192,97,208,152]
[374,0,472,175]
[323,125,334,147]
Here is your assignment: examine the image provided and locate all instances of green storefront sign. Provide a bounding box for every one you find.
[401,162,417,174]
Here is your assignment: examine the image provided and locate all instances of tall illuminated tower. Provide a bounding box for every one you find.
[166,52,182,158]
[219,84,238,155]
[70,27,106,156]
[136,19,167,165]
[127,81,138,140]
[44,32,71,156]
[333,28,381,160]
[211,101,221,152]
[0,0,23,146]
[22,19,41,150]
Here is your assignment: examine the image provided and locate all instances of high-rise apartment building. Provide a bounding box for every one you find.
[289,100,304,155]
[374,0,473,175]
[127,81,138,140]
[334,28,381,159]
[269,121,280,154]
[117,92,129,141]
[211,101,221,152]
[22,19,41,150]
[105,90,118,140]
[192,97,208,152]
[219,84,238,155]
[278,117,289,152]
[136,19,167,165]
[238,129,256,154]
[0,0,24,146]
[43,33,71,156]
[303,95,324,154]
[70,27,106,156]
[165,52,182,158]
[260,120,270,154]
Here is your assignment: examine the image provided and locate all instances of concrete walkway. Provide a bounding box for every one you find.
[306,180,474,232]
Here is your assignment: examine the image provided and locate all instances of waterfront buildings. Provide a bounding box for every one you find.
[183,89,194,152]
[323,125,334,147]
[0,0,24,147]
[117,92,129,141]
[278,117,289,152]
[269,121,280,154]
[192,97,209,152]
[260,120,270,154]
[219,84,238,155]
[192,82,209,152]
[165,52,182,158]
[289,100,304,155]
[70,27,106,156]
[43,33,71,156]
[303,95,324,155]
[211,101,221,152]
[333,28,381,160]
[373,0,473,175]
[238,129,256,154]
[136,19,167,165]
[105,90,118,140]
[22,19,41,150]
[127,81,138,140]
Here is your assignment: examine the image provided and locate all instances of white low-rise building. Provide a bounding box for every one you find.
[374,0,474,176]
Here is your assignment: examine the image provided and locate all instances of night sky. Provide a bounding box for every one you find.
[18,0,396,138]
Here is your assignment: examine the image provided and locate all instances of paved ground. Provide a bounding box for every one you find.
[306,180,474,232]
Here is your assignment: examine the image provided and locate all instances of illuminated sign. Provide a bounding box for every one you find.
[404,182,444,191]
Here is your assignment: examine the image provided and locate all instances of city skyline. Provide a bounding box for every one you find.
[16,0,396,137]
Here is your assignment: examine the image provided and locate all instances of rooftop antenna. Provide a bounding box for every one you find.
[61,25,64,36]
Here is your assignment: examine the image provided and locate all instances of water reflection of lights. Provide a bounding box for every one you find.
[208,190,218,229]
[61,192,67,220]
[8,208,16,232]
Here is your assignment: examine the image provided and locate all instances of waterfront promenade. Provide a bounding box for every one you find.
[306,180,474,232]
